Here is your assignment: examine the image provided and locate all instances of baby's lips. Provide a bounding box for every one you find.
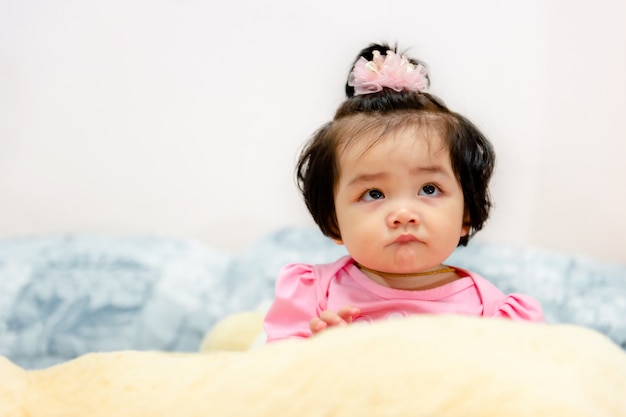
[393,234,419,244]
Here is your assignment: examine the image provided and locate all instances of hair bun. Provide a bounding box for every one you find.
[345,43,429,98]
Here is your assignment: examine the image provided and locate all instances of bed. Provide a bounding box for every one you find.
[1,227,625,416]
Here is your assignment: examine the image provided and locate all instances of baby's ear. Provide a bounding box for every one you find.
[461,214,471,237]
[330,227,343,245]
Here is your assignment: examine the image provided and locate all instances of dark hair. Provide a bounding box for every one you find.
[296,43,495,247]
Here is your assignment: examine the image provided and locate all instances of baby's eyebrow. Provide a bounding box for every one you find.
[413,165,448,175]
[346,172,387,187]
[345,165,452,188]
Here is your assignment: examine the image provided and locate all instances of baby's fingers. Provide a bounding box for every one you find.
[309,317,328,334]
[319,310,348,326]
[310,308,360,335]
[337,305,361,323]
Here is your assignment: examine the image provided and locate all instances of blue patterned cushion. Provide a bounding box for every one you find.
[1,228,625,370]
[0,235,233,369]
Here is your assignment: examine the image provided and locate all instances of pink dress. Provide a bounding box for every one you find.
[264,256,544,342]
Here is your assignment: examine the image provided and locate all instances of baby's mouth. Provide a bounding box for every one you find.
[392,234,420,244]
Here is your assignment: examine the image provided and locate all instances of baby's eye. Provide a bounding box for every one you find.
[418,184,441,197]
[362,189,385,201]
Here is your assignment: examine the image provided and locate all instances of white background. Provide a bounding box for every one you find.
[1,0,625,264]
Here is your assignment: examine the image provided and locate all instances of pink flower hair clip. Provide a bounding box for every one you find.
[348,50,429,96]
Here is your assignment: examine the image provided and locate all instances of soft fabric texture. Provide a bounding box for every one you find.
[1,228,625,415]
[265,256,544,341]
[1,315,625,417]
[1,227,625,370]
[0,235,234,369]
[200,310,265,352]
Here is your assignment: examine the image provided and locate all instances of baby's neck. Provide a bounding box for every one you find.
[356,263,460,291]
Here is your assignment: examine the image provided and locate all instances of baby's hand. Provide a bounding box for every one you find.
[310,305,361,335]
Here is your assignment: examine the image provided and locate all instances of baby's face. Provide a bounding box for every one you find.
[332,128,468,274]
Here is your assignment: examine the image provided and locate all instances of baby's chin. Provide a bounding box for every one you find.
[388,255,442,274]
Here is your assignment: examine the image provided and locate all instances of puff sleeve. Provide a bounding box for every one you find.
[464,270,545,323]
[263,263,324,342]
[493,294,545,323]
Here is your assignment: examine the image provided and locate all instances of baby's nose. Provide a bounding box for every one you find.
[387,207,419,227]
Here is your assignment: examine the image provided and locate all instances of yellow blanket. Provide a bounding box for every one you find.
[1,315,625,416]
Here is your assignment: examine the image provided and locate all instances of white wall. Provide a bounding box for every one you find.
[1,0,625,264]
